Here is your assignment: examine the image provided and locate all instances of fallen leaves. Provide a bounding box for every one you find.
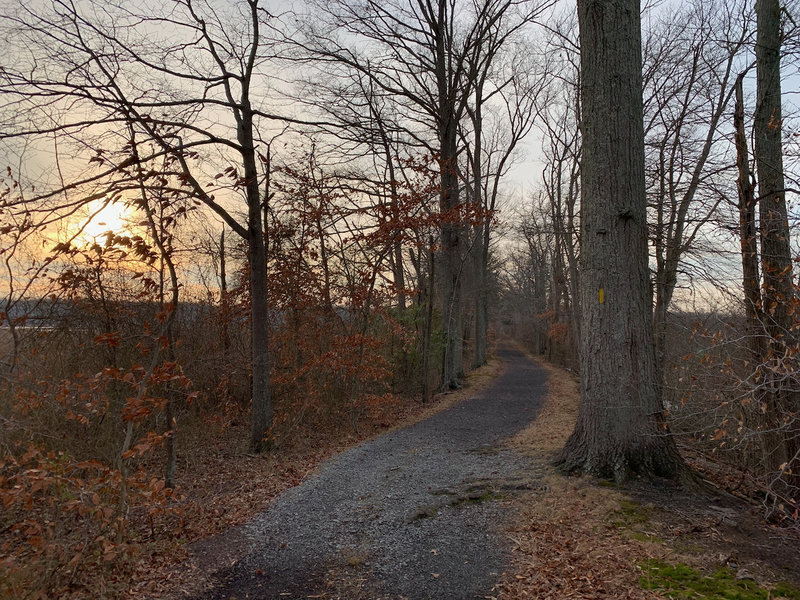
[498,350,666,599]
[496,476,666,599]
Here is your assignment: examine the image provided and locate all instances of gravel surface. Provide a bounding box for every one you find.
[192,346,548,599]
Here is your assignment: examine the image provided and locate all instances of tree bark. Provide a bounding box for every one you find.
[754,0,797,480]
[219,228,231,356]
[473,221,489,368]
[240,107,272,453]
[437,0,464,389]
[734,74,763,362]
[422,236,436,403]
[557,0,687,481]
[471,93,488,369]
[756,0,793,344]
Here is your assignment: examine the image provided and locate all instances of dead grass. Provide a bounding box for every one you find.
[507,352,578,457]
[497,348,670,599]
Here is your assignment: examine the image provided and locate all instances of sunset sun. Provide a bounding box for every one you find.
[80,199,133,242]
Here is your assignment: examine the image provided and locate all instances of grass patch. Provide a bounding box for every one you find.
[411,505,439,521]
[611,499,651,528]
[629,531,664,543]
[340,547,369,568]
[639,560,800,599]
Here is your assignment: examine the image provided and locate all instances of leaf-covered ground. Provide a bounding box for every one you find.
[34,346,798,599]
[495,354,800,600]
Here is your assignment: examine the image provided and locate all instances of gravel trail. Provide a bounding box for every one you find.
[193,346,548,599]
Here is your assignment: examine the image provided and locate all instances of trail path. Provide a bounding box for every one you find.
[191,346,548,599]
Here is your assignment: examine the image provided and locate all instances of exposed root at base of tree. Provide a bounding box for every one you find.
[555,437,693,487]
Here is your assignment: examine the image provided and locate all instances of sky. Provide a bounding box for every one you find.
[2,0,799,313]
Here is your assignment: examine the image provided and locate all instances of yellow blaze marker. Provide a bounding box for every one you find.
[598,287,605,304]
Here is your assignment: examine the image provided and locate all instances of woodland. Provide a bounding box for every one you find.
[0,0,799,597]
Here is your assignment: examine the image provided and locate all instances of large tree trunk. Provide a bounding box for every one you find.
[557,0,687,481]
[754,0,798,481]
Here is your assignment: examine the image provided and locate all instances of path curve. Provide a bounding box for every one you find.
[192,346,548,599]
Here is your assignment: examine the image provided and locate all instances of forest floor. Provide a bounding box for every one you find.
[120,344,800,600]
[496,353,800,599]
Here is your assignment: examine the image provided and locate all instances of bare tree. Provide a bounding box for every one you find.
[644,0,752,382]
[0,0,309,452]
[734,73,763,363]
[297,0,550,388]
[460,37,543,367]
[538,35,582,362]
[510,193,555,355]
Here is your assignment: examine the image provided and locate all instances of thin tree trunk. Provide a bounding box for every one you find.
[473,221,489,368]
[373,104,406,315]
[565,161,581,360]
[734,72,768,470]
[422,236,435,403]
[472,95,488,369]
[754,0,797,481]
[219,228,230,355]
[238,108,272,453]
[735,74,763,361]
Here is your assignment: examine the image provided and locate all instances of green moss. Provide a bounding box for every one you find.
[611,499,650,528]
[628,531,664,543]
[639,560,800,599]
[775,583,800,598]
